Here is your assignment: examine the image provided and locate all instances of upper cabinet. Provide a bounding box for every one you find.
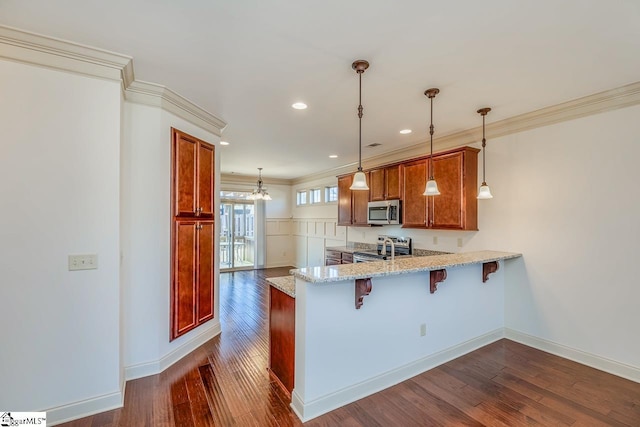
[337,173,370,227]
[369,164,403,201]
[337,146,479,231]
[428,148,478,230]
[402,147,479,230]
[172,128,215,219]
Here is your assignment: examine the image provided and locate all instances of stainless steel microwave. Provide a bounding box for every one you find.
[367,200,401,225]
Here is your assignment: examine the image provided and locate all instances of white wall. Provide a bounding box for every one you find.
[293,104,640,374]
[464,104,640,371]
[121,102,221,377]
[0,60,122,413]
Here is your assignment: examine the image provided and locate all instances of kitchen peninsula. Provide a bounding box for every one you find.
[272,250,521,422]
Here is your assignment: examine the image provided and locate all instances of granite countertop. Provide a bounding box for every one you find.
[266,275,296,298]
[290,250,522,283]
[325,243,376,254]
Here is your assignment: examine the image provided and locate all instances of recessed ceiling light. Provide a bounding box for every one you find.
[329,154,338,158]
[220,141,230,145]
[399,129,412,134]
[292,102,308,110]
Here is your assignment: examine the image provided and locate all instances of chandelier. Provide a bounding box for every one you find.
[247,167,272,200]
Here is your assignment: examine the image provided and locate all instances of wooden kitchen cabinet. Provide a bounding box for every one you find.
[172,128,215,219]
[402,159,428,228]
[171,128,216,341]
[325,249,353,265]
[370,164,402,201]
[337,173,370,226]
[402,147,479,230]
[171,220,214,339]
[428,147,478,230]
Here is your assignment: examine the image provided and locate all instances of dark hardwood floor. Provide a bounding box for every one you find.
[61,267,640,426]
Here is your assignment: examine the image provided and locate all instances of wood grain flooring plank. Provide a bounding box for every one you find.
[57,269,640,427]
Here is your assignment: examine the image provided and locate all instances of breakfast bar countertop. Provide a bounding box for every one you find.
[266,275,296,298]
[290,250,522,283]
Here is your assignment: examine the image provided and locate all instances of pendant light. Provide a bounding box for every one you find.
[423,88,440,196]
[349,60,370,190]
[247,167,272,200]
[477,107,493,199]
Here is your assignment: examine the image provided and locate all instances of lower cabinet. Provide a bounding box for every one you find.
[325,249,353,265]
[171,219,215,340]
[269,286,295,396]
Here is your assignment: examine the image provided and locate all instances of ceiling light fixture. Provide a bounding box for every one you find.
[329,154,338,158]
[350,59,370,191]
[477,107,493,199]
[247,167,272,201]
[400,129,412,134]
[423,88,441,196]
[220,141,229,146]
[292,102,308,110]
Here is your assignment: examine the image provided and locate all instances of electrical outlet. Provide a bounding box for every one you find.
[420,323,427,337]
[68,254,98,271]
[457,238,463,247]
[433,236,438,245]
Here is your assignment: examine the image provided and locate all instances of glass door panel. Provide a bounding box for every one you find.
[220,193,255,271]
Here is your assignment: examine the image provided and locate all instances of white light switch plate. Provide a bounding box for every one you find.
[68,254,98,271]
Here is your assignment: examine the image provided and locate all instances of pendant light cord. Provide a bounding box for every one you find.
[481,114,486,184]
[357,70,363,172]
[429,95,434,180]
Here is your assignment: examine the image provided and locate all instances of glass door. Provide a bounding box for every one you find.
[220,194,255,271]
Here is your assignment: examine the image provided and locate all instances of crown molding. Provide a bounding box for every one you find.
[221,173,292,186]
[0,25,133,85]
[125,80,227,135]
[0,25,226,134]
[292,80,640,185]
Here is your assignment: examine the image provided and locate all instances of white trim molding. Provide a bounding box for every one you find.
[124,321,222,381]
[46,387,124,426]
[125,80,227,136]
[292,80,640,185]
[0,25,133,86]
[0,24,227,135]
[291,328,504,422]
[505,328,640,384]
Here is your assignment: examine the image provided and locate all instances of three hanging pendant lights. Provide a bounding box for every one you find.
[349,59,493,199]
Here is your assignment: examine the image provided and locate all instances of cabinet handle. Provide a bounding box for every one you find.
[196,224,203,230]
[195,207,203,216]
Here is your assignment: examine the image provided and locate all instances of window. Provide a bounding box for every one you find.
[325,185,338,203]
[296,190,307,205]
[309,188,321,204]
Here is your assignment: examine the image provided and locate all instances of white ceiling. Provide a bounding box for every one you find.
[1,1,639,180]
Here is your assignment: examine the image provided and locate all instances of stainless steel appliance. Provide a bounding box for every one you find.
[367,200,401,225]
[353,235,412,262]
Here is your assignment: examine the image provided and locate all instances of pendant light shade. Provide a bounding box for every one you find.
[247,167,272,200]
[351,171,369,190]
[477,107,493,199]
[424,179,440,196]
[423,88,441,196]
[350,60,370,191]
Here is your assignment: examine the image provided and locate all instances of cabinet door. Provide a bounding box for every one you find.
[197,221,215,323]
[369,168,385,201]
[402,159,428,228]
[173,130,198,217]
[429,152,463,229]
[337,175,352,226]
[385,164,403,200]
[197,143,215,218]
[352,172,370,226]
[172,220,197,339]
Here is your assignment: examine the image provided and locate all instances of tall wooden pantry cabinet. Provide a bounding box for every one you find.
[170,128,216,340]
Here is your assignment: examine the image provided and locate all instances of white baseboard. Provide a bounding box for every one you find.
[125,320,221,381]
[504,328,640,384]
[291,328,504,422]
[47,387,124,426]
